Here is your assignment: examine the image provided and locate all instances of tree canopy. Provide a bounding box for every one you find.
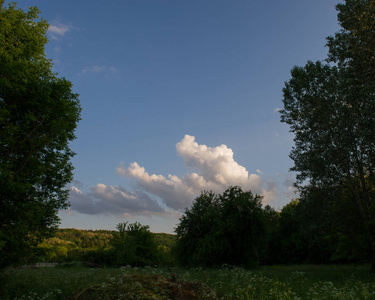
[0,1,81,267]
[111,222,158,267]
[280,0,375,267]
[175,186,266,267]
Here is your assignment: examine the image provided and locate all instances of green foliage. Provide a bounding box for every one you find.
[35,228,175,266]
[153,233,176,252]
[280,0,375,266]
[327,0,375,80]
[175,186,266,267]
[0,2,81,268]
[260,205,280,265]
[303,185,371,263]
[37,229,115,263]
[265,190,372,265]
[276,199,306,264]
[110,222,159,267]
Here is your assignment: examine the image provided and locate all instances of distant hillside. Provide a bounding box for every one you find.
[37,228,176,262]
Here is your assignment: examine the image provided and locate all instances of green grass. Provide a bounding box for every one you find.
[0,265,122,300]
[1,264,374,299]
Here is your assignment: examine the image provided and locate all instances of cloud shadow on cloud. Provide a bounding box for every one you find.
[69,184,168,216]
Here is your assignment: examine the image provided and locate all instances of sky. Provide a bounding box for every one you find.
[14,0,341,233]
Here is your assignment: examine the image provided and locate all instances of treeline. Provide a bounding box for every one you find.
[173,186,371,268]
[37,227,176,266]
[36,185,370,268]
[263,186,370,265]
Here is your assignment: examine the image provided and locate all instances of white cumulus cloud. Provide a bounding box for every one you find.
[116,135,268,211]
[69,135,290,217]
[176,135,262,191]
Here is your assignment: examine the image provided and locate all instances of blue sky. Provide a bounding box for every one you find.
[15,0,340,233]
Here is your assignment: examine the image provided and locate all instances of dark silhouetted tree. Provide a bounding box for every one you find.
[111,222,158,266]
[280,0,375,267]
[175,186,266,267]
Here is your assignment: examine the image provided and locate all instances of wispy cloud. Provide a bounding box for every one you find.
[48,22,72,40]
[69,135,294,217]
[79,65,117,75]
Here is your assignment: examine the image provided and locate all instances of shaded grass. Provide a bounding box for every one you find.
[0,265,122,300]
[1,264,374,299]
[201,264,375,299]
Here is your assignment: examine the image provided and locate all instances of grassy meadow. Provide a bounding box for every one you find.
[1,264,374,299]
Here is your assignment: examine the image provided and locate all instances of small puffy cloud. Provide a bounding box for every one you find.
[117,135,264,211]
[48,22,72,40]
[79,65,117,75]
[69,184,168,216]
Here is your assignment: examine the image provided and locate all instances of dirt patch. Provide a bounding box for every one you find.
[66,273,217,300]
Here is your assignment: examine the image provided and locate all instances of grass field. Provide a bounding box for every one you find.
[1,264,374,299]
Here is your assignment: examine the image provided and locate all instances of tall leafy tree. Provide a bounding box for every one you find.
[280,0,375,267]
[327,0,375,80]
[174,191,219,266]
[0,1,81,267]
[175,187,265,267]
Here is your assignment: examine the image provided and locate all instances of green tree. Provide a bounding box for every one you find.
[0,2,81,267]
[277,199,308,264]
[327,0,375,81]
[175,186,266,267]
[280,0,375,267]
[297,189,336,264]
[111,222,158,266]
[260,205,280,265]
[302,185,371,263]
[174,191,219,266]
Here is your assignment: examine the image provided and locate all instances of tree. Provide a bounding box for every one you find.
[111,222,158,266]
[174,191,219,266]
[175,186,266,267]
[280,0,375,267]
[260,205,280,265]
[327,0,375,81]
[0,2,81,267]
